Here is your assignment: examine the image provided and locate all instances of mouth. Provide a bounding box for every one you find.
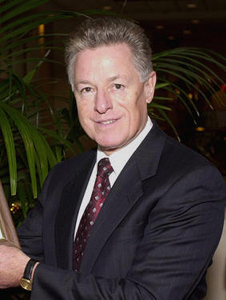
[96,119,118,126]
[100,119,116,125]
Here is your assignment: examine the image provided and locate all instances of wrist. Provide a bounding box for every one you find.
[31,261,39,281]
[20,258,39,291]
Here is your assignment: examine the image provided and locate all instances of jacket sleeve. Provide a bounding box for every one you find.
[26,165,225,300]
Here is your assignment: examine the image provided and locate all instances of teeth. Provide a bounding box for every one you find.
[101,120,115,125]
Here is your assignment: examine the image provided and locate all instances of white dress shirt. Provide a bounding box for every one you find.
[74,117,153,234]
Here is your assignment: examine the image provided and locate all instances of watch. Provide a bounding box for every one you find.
[20,258,37,291]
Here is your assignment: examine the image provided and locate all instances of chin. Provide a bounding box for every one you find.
[99,141,125,154]
[96,135,128,151]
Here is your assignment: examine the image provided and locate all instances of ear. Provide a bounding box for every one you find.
[145,71,157,104]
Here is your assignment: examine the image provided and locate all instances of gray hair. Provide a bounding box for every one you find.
[65,17,153,90]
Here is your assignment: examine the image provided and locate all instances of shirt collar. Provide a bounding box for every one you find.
[96,117,153,177]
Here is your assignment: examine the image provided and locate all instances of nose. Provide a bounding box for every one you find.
[94,89,113,114]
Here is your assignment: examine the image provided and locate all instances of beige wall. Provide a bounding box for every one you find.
[204,212,226,300]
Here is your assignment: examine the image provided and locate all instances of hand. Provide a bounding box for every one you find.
[0,239,30,289]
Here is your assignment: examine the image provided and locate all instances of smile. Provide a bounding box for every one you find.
[101,120,116,125]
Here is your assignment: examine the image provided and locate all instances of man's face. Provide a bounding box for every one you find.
[73,43,156,155]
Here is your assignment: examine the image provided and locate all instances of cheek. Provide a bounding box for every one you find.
[76,103,96,138]
[77,107,90,134]
[128,98,148,127]
[77,102,89,119]
[77,105,84,122]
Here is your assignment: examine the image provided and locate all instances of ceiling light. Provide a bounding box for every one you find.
[196,127,205,132]
[183,30,192,35]
[191,19,201,24]
[103,6,112,11]
[156,25,164,30]
[187,3,197,9]
[168,35,175,40]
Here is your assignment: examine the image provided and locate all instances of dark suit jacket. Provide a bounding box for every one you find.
[18,121,226,300]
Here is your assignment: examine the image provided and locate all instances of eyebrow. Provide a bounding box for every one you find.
[74,75,129,88]
[107,75,120,82]
[75,80,91,86]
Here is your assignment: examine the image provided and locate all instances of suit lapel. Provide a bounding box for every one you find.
[80,121,167,274]
[80,161,143,274]
[55,151,96,270]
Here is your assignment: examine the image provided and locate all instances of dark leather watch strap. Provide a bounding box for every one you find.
[23,258,37,280]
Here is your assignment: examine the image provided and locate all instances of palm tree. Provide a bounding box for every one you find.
[0,0,86,219]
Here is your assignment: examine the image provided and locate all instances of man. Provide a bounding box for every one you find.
[0,17,225,299]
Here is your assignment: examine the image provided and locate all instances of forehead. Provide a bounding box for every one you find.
[76,43,132,64]
[74,44,139,81]
[79,42,131,55]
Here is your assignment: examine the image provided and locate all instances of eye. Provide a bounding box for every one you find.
[113,84,125,91]
[80,87,93,94]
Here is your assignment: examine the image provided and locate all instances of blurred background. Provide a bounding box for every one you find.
[0,1,226,299]
[35,0,226,173]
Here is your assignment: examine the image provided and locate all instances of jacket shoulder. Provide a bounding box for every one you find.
[40,149,96,197]
[51,149,96,177]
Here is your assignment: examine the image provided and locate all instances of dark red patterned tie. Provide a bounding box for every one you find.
[74,158,113,271]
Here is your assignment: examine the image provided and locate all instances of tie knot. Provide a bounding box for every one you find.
[97,158,113,177]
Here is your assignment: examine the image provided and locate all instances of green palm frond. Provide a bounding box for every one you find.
[153,47,226,106]
[0,107,17,194]
[0,0,90,199]
[0,101,58,197]
[152,47,226,132]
